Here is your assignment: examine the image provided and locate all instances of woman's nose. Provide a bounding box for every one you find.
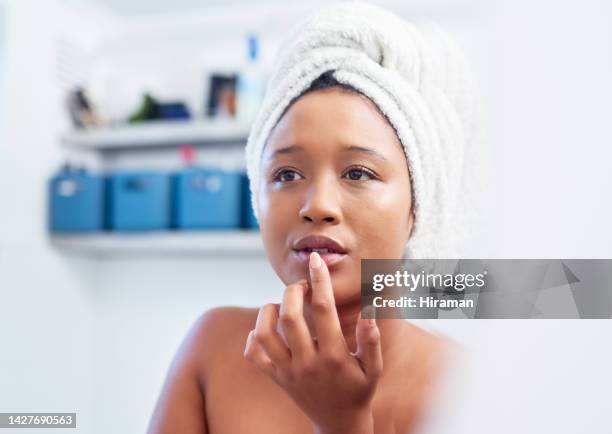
[298,179,342,224]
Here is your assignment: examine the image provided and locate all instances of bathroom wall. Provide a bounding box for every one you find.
[0,1,114,432]
[0,4,5,127]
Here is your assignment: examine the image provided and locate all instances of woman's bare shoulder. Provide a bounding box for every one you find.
[186,306,260,370]
[147,307,260,433]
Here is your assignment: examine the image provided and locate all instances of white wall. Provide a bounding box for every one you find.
[0,1,114,433]
[487,0,612,258]
[0,4,5,128]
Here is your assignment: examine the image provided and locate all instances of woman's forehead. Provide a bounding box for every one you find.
[263,89,402,162]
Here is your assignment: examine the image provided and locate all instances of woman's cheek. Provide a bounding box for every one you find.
[366,193,412,254]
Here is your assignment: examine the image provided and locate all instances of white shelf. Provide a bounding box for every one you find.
[61,120,251,151]
[50,231,264,257]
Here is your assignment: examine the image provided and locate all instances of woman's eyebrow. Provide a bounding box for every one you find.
[265,144,304,163]
[264,144,388,163]
[343,145,388,162]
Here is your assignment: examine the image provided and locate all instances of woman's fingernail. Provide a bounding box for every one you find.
[309,251,321,269]
[368,318,376,326]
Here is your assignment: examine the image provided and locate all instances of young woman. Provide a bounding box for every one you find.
[148,2,477,433]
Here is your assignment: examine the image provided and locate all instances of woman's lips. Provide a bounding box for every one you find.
[291,249,347,268]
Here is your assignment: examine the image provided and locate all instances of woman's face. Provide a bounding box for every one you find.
[258,88,414,306]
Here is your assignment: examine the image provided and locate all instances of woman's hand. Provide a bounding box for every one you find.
[243,252,382,434]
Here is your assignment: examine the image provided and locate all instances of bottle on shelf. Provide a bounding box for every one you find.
[236,34,265,125]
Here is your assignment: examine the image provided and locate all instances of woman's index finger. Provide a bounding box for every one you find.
[308,252,345,350]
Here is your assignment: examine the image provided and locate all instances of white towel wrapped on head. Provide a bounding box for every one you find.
[245,1,481,259]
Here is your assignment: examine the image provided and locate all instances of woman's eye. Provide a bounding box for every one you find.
[344,167,376,181]
[272,167,376,182]
[273,169,303,182]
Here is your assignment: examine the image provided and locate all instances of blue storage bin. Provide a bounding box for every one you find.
[241,173,259,230]
[48,170,105,232]
[109,171,170,231]
[173,168,242,229]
